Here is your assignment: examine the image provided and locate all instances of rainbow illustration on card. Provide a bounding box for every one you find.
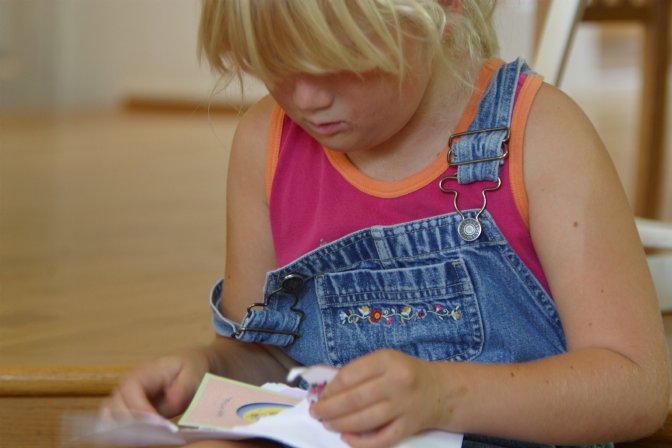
[236,402,294,423]
[179,374,302,429]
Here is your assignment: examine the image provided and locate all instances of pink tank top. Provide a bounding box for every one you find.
[265,59,550,292]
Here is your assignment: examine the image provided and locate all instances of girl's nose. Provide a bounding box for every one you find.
[291,75,334,111]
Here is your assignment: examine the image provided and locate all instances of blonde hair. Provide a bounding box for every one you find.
[198,0,498,87]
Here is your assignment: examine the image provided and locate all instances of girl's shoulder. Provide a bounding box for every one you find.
[231,94,277,154]
[227,95,277,209]
[523,81,605,183]
[525,81,593,140]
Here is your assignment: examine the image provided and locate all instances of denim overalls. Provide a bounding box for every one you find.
[210,59,613,448]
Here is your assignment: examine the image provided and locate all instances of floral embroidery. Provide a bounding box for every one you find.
[339,304,461,325]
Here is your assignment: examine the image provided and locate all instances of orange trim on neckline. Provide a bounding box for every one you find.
[322,59,505,198]
[265,105,286,203]
[508,74,543,228]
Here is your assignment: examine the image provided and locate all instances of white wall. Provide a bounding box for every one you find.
[0,0,61,108]
[495,0,537,62]
[0,0,541,111]
[0,0,645,112]
[1,1,669,217]
[0,0,265,110]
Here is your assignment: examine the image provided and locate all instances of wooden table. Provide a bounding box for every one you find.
[1,111,670,447]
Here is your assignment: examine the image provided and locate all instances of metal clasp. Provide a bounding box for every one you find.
[438,175,502,241]
[234,273,306,340]
[447,126,510,167]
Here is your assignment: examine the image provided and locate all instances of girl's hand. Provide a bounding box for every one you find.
[101,347,212,419]
[311,349,453,448]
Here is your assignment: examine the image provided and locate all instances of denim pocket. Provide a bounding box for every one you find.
[316,258,483,367]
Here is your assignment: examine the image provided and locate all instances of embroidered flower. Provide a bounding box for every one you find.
[341,303,461,326]
[339,311,349,324]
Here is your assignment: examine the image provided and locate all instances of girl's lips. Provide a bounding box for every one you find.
[307,120,347,136]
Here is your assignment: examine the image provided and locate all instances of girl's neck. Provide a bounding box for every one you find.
[346,58,482,183]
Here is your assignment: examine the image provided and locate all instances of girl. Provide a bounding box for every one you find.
[105,1,670,447]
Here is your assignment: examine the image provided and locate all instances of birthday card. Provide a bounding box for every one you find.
[178,373,303,429]
[65,365,463,448]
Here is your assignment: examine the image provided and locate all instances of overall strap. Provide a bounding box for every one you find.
[451,58,532,184]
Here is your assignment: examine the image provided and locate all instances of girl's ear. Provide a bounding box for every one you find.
[439,0,462,13]
[440,0,462,39]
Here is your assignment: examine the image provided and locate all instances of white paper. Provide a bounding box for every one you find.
[65,371,463,448]
[287,365,339,384]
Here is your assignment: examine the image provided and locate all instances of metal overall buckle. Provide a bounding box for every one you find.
[233,273,305,341]
[440,126,509,241]
[446,126,510,167]
[439,176,502,241]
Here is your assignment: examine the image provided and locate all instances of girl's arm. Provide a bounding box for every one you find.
[456,82,670,441]
[104,96,296,418]
[313,84,670,447]
[207,95,299,385]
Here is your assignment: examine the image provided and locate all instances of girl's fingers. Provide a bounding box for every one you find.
[103,367,171,418]
[107,380,158,415]
[156,374,197,417]
[313,374,385,420]
[313,351,436,446]
[342,417,410,448]
[321,350,396,399]
[322,400,397,434]
[99,392,156,429]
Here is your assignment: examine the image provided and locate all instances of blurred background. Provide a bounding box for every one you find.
[1,0,669,208]
[0,1,671,446]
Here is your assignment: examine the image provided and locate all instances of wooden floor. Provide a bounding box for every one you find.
[0,109,670,446]
[1,110,239,368]
[0,109,241,447]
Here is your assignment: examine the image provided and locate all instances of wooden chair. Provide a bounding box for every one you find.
[534,0,670,219]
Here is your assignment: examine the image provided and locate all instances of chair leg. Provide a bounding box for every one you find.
[634,0,670,218]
